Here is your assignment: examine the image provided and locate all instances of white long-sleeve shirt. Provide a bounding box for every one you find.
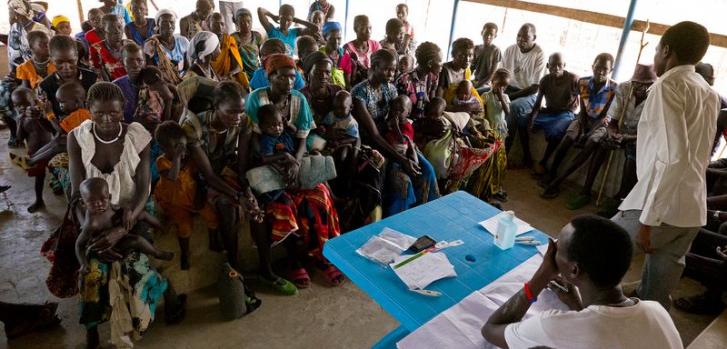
[619,65,720,227]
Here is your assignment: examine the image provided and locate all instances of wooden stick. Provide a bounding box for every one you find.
[76,0,84,23]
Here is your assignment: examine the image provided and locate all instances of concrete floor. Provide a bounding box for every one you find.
[0,126,718,349]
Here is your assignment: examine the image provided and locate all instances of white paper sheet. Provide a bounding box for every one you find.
[356,228,417,265]
[397,245,569,349]
[478,212,534,237]
[390,252,457,290]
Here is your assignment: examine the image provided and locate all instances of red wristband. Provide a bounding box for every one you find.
[524,282,537,303]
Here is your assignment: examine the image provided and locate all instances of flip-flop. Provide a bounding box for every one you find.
[322,265,344,287]
[9,153,31,170]
[288,267,311,289]
[259,275,298,296]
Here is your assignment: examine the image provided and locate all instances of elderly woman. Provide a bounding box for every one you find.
[396,41,443,119]
[143,9,190,83]
[231,8,263,80]
[351,49,439,216]
[178,80,266,286]
[245,54,344,291]
[66,82,184,349]
[184,31,222,81]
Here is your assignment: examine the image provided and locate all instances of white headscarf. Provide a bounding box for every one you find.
[8,0,32,19]
[188,31,220,62]
[155,9,177,24]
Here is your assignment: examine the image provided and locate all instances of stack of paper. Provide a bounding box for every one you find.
[390,252,457,290]
[356,228,417,264]
[478,212,533,237]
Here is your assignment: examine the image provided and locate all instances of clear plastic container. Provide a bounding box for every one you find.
[495,211,517,250]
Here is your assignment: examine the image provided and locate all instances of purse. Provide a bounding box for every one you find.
[298,155,337,189]
[245,165,287,194]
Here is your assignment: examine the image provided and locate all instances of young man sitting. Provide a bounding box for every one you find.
[540,53,618,206]
[482,215,683,349]
[524,52,579,176]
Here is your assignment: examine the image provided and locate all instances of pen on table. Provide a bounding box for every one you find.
[393,248,433,269]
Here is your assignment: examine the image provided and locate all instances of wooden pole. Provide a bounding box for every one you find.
[76,0,84,23]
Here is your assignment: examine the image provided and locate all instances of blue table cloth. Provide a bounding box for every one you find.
[323,191,550,345]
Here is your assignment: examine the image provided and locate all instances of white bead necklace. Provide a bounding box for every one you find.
[92,122,123,144]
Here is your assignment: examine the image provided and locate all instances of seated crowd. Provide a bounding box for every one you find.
[1,0,725,348]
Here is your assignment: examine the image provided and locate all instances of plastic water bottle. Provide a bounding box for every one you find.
[495,211,517,250]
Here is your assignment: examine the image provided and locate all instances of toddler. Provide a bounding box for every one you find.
[384,95,418,166]
[75,178,173,273]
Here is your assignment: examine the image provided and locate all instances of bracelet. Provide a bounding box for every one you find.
[523,282,537,303]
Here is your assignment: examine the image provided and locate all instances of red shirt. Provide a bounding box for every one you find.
[89,40,127,81]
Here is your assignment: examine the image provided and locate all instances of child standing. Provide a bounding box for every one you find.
[384,96,419,166]
[396,4,415,52]
[11,87,55,212]
[154,121,218,270]
[472,23,502,94]
[75,177,173,274]
[469,68,511,202]
[257,5,318,56]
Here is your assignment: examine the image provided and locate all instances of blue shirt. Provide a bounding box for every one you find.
[246,87,314,139]
[259,131,296,156]
[267,27,301,56]
[249,68,306,91]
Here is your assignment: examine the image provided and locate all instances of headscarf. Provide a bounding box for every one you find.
[51,15,70,28]
[8,0,32,19]
[322,21,342,36]
[155,9,177,24]
[302,51,332,77]
[188,31,220,62]
[235,8,252,19]
[264,53,296,74]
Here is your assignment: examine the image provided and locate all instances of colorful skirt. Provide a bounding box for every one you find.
[266,184,341,262]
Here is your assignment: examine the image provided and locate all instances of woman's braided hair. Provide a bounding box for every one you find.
[87,81,125,106]
[370,48,396,70]
[213,81,244,107]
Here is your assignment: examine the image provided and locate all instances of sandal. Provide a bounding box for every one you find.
[674,294,726,315]
[259,275,298,295]
[321,265,344,287]
[288,267,311,289]
[9,153,31,170]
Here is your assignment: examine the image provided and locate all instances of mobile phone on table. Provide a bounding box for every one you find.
[408,235,436,253]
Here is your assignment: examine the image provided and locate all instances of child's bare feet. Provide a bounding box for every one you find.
[27,200,45,213]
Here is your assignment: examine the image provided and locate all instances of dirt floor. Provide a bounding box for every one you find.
[0,125,717,349]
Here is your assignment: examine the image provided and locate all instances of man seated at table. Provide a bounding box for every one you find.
[481,215,682,349]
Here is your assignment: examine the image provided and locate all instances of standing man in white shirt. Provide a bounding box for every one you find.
[612,21,720,310]
[482,215,683,349]
[500,23,545,162]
